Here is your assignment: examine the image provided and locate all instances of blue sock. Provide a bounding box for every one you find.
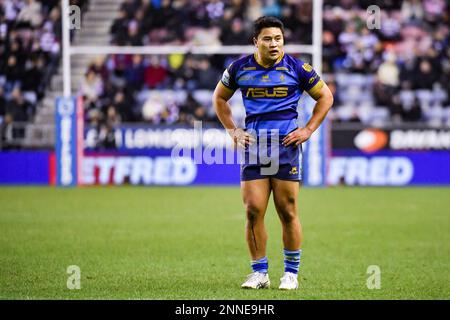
[284,249,301,274]
[251,256,268,274]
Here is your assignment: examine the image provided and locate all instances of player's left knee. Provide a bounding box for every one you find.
[285,195,296,205]
[275,196,297,219]
[279,209,298,224]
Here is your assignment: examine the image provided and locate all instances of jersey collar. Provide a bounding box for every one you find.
[253,51,285,69]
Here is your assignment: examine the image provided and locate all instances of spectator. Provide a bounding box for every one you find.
[0,87,6,123]
[221,17,249,45]
[105,105,121,127]
[173,55,197,90]
[413,59,439,89]
[399,57,416,88]
[6,88,30,122]
[80,70,103,115]
[206,0,225,22]
[142,92,166,123]
[110,10,128,45]
[0,113,14,150]
[401,96,423,121]
[379,11,401,41]
[120,0,142,19]
[245,0,263,23]
[401,0,424,21]
[47,5,62,41]
[88,56,109,83]
[80,70,104,102]
[377,51,400,88]
[195,58,220,90]
[4,55,23,92]
[124,54,145,91]
[144,56,168,88]
[125,20,143,46]
[178,92,201,125]
[338,23,358,55]
[98,122,117,149]
[262,0,281,18]
[17,0,43,28]
[423,0,446,24]
[293,0,313,44]
[21,56,45,99]
[113,91,135,122]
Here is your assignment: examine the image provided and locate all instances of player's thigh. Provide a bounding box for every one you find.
[241,178,272,218]
[271,178,300,220]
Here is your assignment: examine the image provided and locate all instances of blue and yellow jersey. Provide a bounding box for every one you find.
[221,53,323,136]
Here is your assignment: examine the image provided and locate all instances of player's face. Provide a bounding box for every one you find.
[254,27,284,62]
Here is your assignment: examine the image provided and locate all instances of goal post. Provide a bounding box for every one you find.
[56,0,328,187]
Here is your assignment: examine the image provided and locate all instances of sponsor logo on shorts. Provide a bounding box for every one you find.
[289,166,298,175]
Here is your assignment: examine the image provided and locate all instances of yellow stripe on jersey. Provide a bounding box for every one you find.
[307,79,324,99]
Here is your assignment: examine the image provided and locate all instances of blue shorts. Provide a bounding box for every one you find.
[240,137,302,181]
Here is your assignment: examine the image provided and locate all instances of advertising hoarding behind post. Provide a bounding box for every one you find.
[299,95,330,187]
[4,112,450,187]
[55,96,84,187]
[1,127,450,186]
[328,126,450,186]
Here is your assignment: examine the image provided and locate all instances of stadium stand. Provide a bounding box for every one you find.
[0,0,449,150]
[80,0,449,129]
[0,0,89,149]
[322,0,450,126]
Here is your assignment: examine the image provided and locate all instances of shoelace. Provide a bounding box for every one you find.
[246,272,264,281]
[281,274,296,283]
[247,273,258,279]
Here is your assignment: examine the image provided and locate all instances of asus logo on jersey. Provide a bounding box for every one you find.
[245,87,288,98]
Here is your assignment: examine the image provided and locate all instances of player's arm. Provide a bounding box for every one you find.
[283,81,334,146]
[213,81,255,148]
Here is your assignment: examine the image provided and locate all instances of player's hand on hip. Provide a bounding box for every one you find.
[282,127,313,146]
[229,128,256,148]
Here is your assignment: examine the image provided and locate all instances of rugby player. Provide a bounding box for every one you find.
[212,16,333,290]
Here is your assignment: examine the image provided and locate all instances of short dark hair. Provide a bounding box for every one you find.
[253,16,285,39]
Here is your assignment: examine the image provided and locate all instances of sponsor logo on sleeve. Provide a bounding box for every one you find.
[221,69,231,86]
[302,63,313,72]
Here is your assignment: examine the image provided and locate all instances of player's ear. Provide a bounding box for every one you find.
[253,37,257,47]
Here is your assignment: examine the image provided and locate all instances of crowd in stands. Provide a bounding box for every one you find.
[0,0,88,148]
[79,0,449,132]
[322,0,450,125]
[110,0,314,46]
[2,0,450,149]
[80,53,231,128]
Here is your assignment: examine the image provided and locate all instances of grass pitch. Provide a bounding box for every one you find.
[0,186,449,300]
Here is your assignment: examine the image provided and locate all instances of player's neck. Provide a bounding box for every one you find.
[255,51,284,68]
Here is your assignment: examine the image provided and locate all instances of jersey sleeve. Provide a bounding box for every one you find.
[220,62,238,91]
[296,60,324,98]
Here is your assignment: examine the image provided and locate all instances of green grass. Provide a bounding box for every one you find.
[0,186,449,300]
